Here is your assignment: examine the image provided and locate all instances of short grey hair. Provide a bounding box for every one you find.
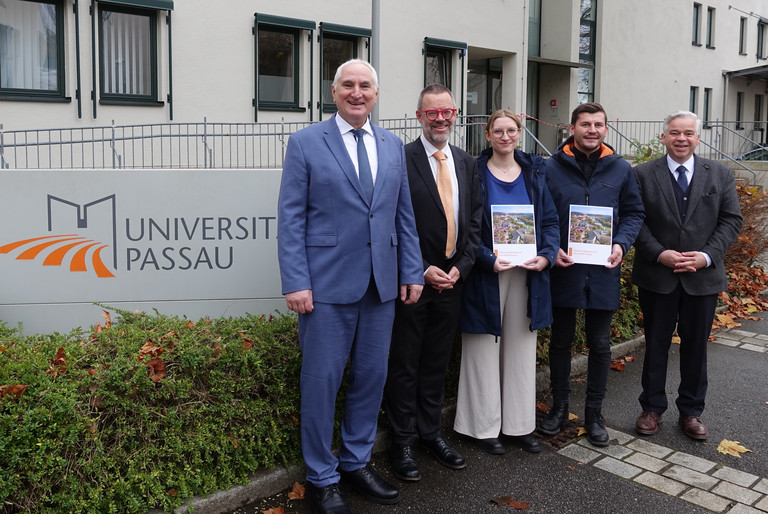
[417,84,456,110]
[663,111,702,134]
[332,59,379,90]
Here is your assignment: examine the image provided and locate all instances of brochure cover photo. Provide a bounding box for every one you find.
[567,204,613,265]
[491,204,536,265]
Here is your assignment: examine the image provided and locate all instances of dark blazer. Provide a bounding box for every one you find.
[404,138,483,278]
[632,155,742,296]
[278,116,424,304]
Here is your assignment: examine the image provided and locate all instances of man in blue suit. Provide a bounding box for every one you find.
[277,59,424,514]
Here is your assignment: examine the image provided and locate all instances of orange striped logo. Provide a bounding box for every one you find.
[0,234,115,278]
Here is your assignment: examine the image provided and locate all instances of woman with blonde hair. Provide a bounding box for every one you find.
[454,110,559,454]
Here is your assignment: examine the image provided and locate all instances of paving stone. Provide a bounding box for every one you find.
[626,438,674,459]
[741,343,768,353]
[728,504,764,514]
[625,452,668,473]
[633,471,688,496]
[713,337,742,347]
[729,329,757,338]
[755,495,768,512]
[712,466,759,487]
[679,487,731,512]
[742,337,768,347]
[593,456,642,479]
[605,427,634,445]
[712,481,763,505]
[558,443,601,464]
[663,464,719,490]
[755,478,768,495]
[754,334,768,342]
[577,438,633,458]
[665,451,717,473]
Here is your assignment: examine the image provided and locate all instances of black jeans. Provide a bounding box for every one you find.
[548,307,614,409]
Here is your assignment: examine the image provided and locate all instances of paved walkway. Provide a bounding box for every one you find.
[204,318,768,514]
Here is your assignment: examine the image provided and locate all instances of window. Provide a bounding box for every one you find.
[689,86,698,113]
[703,87,712,128]
[99,3,160,104]
[736,91,744,129]
[579,0,596,64]
[528,0,541,57]
[423,38,466,90]
[705,7,715,48]
[759,21,768,60]
[255,14,313,115]
[739,17,748,55]
[0,0,66,101]
[755,94,764,122]
[320,23,370,113]
[578,68,594,104]
[692,3,701,46]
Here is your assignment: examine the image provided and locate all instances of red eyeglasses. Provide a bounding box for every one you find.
[419,108,458,121]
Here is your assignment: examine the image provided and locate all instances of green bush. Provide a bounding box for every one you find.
[0,311,303,513]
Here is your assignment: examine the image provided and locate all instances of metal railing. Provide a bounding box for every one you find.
[2,117,766,173]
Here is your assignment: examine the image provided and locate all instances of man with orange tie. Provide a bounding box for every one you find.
[384,84,483,481]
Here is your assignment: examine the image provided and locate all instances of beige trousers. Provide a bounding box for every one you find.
[454,267,537,438]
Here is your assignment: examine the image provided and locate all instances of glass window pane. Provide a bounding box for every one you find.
[0,0,59,91]
[101,9,152,96]
[258,28,295,104]
[426,51,448,86]
[323,36,354,106]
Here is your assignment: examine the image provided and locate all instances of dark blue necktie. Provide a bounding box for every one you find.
[353,128,374,202]
[676,165,688,193]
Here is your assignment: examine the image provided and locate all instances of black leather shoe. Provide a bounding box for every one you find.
[474,437,505,455]
[506,433,542,453]
[391,445,420,481]
[339,464,400,505]
[584,407,610,447]
[538,402,569,435]
[307,483,351,514]
[420,435,466,469]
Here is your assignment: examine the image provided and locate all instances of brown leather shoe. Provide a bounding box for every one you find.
[635,411,662,435]
[679,415,708,440]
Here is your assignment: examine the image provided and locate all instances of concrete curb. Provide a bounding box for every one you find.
[169,335,646,514]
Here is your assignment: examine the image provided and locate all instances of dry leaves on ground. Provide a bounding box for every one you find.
[287,481,305,500]
[717,439,753,458]
[491,496,530,510]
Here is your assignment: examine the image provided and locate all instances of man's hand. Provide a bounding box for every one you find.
[555,248,574,268]
[286,289,314,314]
[400,284,423,304]
[425,265,460,292]
[605,244,624,269]
[658,250,705,273]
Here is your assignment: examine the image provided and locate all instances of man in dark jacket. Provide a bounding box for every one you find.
[384,84,483,481]
[538,102,644,446]
[633,111,741,440]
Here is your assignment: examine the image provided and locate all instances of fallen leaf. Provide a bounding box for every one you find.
[287,481,305,500]
[45,347,67,378]
[568,412,579,421]
[576,427,588,437]
[101,310,112,329]
[0,384,29,401]
[168,488,177,497]
[490,496,530,510]
[144,357,166,383]
[625,355,637,362]
[610,358,626,371]
[535,402,549,412]
[568,465,575,470]
[671,335,681,344]
[262,508,284,514]
[239,331,254,351]
[717,439,752,458]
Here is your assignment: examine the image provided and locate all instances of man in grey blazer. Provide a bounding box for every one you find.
[632,111,742,441]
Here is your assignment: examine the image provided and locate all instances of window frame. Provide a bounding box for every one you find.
[253,14,315,119]
[423,37,466,111]
[0,0,68,102]
[689,86,699,113]
[703,87,712,129]
[692,3,702,46]
[319,23,370,115]
[97,2,162,106]
[705,7,715,49]
[739,17,748,55]
[758,21,768,60]
[736,91,745,130]
[579,0,597,64]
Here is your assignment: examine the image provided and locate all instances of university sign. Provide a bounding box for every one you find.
[0,169,284,334]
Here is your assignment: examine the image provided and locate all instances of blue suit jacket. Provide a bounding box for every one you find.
[278,116,423,304]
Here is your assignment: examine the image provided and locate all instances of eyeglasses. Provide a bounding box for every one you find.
[420,108,457,121]
[491,128,520,138]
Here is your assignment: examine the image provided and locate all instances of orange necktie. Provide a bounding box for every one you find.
[434,150,455,257]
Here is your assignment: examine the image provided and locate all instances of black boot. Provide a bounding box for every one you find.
[537,402,569,435]
[584,407,610,447]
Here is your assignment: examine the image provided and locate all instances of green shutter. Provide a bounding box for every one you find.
[100,0,173,10]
